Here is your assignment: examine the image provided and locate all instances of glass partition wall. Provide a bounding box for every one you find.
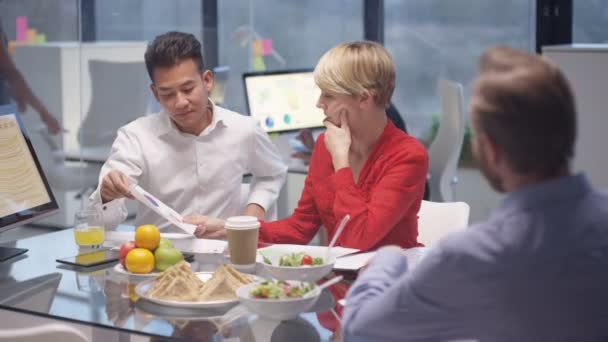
[1,0,553,227]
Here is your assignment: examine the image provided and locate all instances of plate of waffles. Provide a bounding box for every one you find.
[135,261,255,308]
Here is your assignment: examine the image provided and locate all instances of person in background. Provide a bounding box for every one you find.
[89,31,286,230]
[0,17,60,134]
[192,41,428,251]
[342,46,608,341]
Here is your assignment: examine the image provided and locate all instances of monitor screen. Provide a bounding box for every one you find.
[0,107,58,233]
[243,69,325,133]
[210,65,229,105]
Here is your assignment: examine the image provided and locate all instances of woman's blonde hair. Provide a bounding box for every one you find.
[314,41,395,107]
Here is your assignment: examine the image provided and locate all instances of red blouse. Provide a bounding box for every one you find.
[259,121,428,251]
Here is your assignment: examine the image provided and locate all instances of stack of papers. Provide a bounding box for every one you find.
[333,247,430,272]
[105,231,227,254]
[333,252,376,271]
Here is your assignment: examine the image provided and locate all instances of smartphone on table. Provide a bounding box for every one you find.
[56,249,195,268]
[56,249,120,267]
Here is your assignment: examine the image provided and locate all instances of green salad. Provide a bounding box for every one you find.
[261,252,324,266]
[250,280,316,299]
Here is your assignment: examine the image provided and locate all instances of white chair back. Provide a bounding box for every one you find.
[428,79,466,202]
[0,323,90,342]
[417,200,470,247]
[79,60,149,148]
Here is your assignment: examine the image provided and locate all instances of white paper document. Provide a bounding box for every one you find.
[129,184,196,234]
[333,251,376,271]
[333,247,431,272]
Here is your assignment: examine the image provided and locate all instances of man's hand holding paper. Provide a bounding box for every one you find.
[100,170,134,203]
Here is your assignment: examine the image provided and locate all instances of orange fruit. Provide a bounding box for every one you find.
[135,224,160,251]
[125,248,155,274]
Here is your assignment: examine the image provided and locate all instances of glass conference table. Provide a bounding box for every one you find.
[0,228,352,341]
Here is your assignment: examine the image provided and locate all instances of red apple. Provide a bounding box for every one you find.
[119,241,136,268]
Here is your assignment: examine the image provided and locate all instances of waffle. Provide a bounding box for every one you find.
[147,261,204,301]
[146,262,252,302]
[197,265,253,301]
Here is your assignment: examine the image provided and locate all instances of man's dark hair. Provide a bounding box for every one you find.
[471,46,576,178]
[144,31,204,82]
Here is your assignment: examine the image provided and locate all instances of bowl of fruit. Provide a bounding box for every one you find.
[236,279,321,321]
[116,224,188,277]
[259,251,334,282]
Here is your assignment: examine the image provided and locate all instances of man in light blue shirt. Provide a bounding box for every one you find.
[343,46,608,341]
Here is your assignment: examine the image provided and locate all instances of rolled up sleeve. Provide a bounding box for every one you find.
[246,123,287,211]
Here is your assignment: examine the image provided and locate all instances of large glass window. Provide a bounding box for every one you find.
[573,0,608,43]
[384,0,535,140]
[218,0,363,114]
[94,0,203,42]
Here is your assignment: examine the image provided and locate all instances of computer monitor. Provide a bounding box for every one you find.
[0,105,58,261]
[243,69,325,133]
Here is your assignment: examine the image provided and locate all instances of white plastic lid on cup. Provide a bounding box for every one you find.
[225,216,260,230]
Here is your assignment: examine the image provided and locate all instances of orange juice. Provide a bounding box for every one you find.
[74,226,105,246]
[75,250,106,265]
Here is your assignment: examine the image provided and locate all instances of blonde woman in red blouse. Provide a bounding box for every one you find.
[188,41,428,251]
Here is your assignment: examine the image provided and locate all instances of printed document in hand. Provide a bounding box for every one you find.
[129,184,196,234]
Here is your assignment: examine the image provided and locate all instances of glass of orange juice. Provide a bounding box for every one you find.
[73,210,105,247]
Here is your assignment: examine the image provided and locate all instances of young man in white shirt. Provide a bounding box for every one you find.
[89,31,287,231]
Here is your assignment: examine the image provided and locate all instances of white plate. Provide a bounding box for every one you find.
[114,263,160,278]
[135,272,248,309]
[113,262,191,278]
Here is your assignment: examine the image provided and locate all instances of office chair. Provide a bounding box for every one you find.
[417,200,470,247]
[78,60,149,148]
[428,79,466,202]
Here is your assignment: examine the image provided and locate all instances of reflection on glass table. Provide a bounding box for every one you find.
[0,228,347,341]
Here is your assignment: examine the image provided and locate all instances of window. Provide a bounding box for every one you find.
[218,0,363,114]
[94,0,203,42]
[573,0,608,43]
[384,0,535,140]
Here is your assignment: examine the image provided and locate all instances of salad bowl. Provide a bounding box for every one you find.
[259,251,335,282]
[236,280,321,320]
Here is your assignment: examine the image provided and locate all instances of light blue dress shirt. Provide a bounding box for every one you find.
[343,174,608,341]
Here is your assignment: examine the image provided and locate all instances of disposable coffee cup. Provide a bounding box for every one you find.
[225,216,260,272]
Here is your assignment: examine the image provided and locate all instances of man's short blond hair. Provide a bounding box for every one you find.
[314,41,395,107]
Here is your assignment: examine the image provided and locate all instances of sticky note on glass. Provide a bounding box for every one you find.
[252,39,264,56]
[262,39,272,55]
[35,34,46,44]
[16,16,28,42]
[27,28,37,43]
[253,55,266,71]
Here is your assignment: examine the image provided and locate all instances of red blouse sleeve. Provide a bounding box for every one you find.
[330,146,428,250]
[258,141,325,244]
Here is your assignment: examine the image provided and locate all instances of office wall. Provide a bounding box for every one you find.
[544,45,608,188]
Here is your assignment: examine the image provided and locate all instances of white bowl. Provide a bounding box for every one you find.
[259,250,335,282]
[236,281,321,321]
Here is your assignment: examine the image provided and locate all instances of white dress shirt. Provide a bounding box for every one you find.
[89,103,287,230]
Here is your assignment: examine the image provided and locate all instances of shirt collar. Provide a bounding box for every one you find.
[494,173,592,215]
[158,100,227,138]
